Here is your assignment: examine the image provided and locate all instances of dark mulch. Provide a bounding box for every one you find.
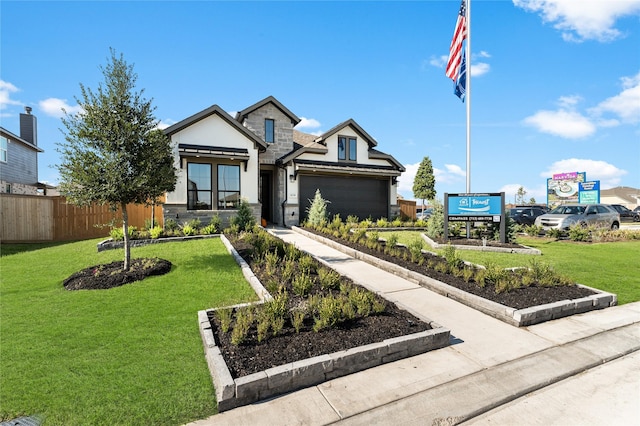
[210,235,432,378]
[63,258,172,290]
[301,227,596,310]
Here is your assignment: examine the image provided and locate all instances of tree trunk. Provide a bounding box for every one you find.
[122,203,131,271]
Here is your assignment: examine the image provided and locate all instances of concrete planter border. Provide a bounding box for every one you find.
[199,235,451,412]
[292,226,616,327]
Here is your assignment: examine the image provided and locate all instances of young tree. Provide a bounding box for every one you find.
[57,49,177,270]
[515,186,527,204]
[412,156,436,210]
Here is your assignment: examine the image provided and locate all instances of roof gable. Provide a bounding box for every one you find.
[163,104,267,151]
[315,118,378,148]
[0,127,44,152]
[235,96,301,126]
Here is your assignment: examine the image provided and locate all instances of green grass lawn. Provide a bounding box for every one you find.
[1,237,258,425]
[379,230,640,305]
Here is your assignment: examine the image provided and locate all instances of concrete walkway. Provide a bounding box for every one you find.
[188,228,640,426]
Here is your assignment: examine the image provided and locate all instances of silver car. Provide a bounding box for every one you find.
[534,203,620,231]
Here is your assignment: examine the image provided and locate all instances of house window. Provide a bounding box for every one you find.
[338,136,357,162]
[187,163,212,210]
[1,136,7,162]
[265,119,274,144]
[218,164,240,209]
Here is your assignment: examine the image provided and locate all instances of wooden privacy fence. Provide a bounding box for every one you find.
[397,199,417,220]
[0,194,164,243]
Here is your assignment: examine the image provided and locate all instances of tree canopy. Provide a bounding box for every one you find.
[57,49,177,269]
[412,156,436,207]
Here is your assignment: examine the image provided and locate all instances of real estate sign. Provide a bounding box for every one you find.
[579,181,600,204]
[444,192,506,243]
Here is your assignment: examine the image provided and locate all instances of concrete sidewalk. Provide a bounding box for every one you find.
[188,228,640,425]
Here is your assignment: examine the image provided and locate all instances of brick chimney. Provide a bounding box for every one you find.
[20,106,38,146]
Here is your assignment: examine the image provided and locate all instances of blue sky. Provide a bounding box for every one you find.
[2,0,639,204]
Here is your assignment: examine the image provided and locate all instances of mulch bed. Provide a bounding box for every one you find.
[63,258,172,290]
[300,227,596,310]
[210,234,432,378]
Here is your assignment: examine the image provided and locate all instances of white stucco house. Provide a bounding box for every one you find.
[162,96,404,227]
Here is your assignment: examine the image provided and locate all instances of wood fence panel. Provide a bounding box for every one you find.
[398,199,417,220]
[0,194,54,242]
[1,194,166,242]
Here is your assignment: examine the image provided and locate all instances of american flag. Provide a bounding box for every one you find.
[445,0,467,81]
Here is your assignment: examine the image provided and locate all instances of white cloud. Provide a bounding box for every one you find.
[156,119,176,130]
[471,62,490,77]
[590,71,640,124]
[428,55,448,69]
[513,0,640,42]
[523,108,596,138]
[39,98,83,118]
[540,158,628,188]
[0,80,21,110]
[295,117,321,129]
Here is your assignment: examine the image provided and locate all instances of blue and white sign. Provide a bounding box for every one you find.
[447,194,502,216]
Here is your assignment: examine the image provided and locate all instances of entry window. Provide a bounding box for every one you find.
[265,119,275,144]
[187,163,212,210]
[0,136,7,162]
[338,136,357,162]
[218,164,240,209]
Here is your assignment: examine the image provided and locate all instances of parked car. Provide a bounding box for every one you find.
[416,208,433,221]
[610,204,640,222]
[534,203,620,231]
[509,207,547,225]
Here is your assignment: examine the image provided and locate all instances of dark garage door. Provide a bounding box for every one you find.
[299,174,388,221]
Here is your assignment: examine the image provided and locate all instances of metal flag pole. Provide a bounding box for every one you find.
[466,0,471,194]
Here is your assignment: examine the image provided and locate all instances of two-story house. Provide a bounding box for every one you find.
[0,107,44,195]
[162,96,404,227]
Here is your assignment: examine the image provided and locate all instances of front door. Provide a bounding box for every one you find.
[260,171,273,223]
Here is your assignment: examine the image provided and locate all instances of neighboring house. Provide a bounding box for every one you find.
[600,186,640,210]
[163,96,404,227]
[0,107,44,195]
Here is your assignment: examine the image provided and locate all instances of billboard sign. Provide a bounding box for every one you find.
[579,181,600,204]
[547,171,586,206]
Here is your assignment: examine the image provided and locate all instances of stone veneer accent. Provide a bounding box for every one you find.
[241,103,295,165]
[162,204,261,229]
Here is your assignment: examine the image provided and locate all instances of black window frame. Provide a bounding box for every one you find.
[186,161,242,210]
[265,118,275,144]
[338,136,357,163]
[217,164,241,210]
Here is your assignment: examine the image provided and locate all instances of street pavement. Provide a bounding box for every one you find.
[187,227,640,426]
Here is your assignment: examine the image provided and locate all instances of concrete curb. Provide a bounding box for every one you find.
[292,226,617,327]
[199,232,451,412]
[420,233,542,255]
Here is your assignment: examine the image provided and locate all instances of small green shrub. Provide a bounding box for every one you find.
[298,254,316,274]
[149,226,163,239]
[230,199,256,232]
[524,224,542,236]
[291,308,306,333]
[216,308,233,333]
[546,228,564,240]
[408,238,424,263]
[318,267,341,290]
[231,307,254,345]
[568,224,591,242]
[164,218,179,232]
[182,224,197,236]
[293,273,314,297]
[110,227,124,241]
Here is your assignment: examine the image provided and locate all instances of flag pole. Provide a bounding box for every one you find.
[465,0,471,194]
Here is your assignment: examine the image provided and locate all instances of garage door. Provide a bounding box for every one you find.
[299,175,388,221]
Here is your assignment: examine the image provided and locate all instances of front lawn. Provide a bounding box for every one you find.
[0,238,258,425]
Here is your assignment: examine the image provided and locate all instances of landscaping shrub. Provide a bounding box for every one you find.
[231,199,256,232]
[306,189,330,227]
